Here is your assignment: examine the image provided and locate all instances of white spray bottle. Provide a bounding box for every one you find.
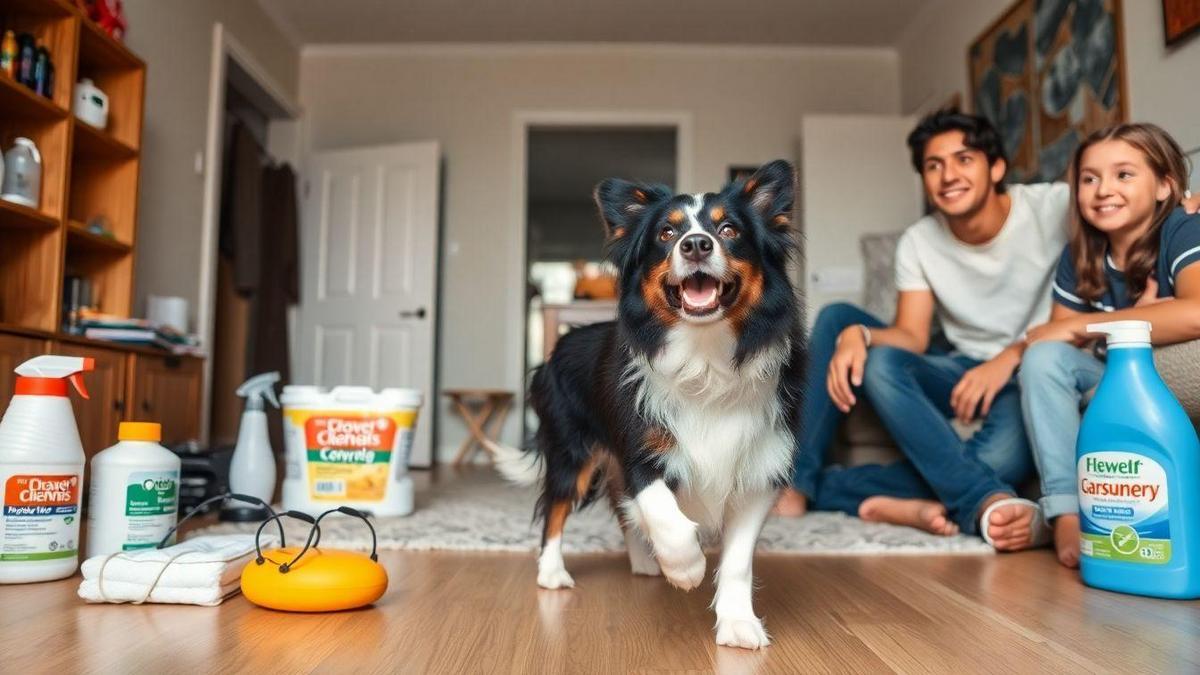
[0,355,94,583]
[222,372,280,522]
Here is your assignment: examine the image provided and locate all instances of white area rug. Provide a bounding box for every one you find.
[196,478,993,555]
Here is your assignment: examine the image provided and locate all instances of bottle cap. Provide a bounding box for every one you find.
[1086,320,1152,346]
[119,422,162,442]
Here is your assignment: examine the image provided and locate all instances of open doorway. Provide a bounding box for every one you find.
[197,24,300,480]
[523,126,677,430]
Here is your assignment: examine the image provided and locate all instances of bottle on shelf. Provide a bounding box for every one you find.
[0,31,16,79]
[15,33,34,89]
[33,47,50,98]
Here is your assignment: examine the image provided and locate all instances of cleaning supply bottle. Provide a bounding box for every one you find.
[0,355,94,583]
[223,372,280,522]
[1078,321,1200,599]
[86,422,181,558]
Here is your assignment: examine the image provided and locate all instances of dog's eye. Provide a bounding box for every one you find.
[718,223,740,239]
[658,226,676,242]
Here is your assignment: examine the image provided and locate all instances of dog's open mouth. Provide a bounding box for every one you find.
[664,272,740,316]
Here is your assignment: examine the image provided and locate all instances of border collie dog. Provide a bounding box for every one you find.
[494,160,804,649]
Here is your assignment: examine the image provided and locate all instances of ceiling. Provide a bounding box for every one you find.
[258,0,934,47]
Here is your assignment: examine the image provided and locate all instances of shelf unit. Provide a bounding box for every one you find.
[0,0,144,331]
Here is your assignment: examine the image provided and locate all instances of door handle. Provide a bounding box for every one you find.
[399,307,427,319]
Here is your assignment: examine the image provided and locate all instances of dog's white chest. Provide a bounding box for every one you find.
[630,324,793,523]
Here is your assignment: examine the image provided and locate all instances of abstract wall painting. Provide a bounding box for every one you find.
[969,0,1127,182]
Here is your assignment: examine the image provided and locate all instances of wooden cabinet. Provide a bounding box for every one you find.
[0,333,51,414]
[0,0,145,331]
[129,354,202,445]
[54,341,127,458]
[0,327,204,457]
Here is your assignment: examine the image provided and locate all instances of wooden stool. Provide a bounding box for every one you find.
[443,389,515,466]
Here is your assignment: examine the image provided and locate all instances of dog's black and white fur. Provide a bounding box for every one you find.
[492,160,804,649]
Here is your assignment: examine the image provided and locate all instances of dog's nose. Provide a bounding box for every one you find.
[679,234,713,261]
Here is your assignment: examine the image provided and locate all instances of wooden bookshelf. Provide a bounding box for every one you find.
[0,0,144,330]
[0,4,204,455]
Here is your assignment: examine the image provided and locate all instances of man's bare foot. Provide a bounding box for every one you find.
[980,493,1039,551]
[772,488,808,517]
[1053,514,1081,568]
[858,496,959,536]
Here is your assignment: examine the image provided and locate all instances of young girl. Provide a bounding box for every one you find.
[1019,123,1200,568]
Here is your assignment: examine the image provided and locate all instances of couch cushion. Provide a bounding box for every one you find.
[859,232,903,323]
[1154,340,1200,420]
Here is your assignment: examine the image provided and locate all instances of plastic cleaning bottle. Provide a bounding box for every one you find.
[1078,320,1200,599]
[0,355,94,583]
[86,422,181,558]
[222,372,280,522]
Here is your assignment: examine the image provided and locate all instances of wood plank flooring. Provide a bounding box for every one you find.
[3,472,1199,673]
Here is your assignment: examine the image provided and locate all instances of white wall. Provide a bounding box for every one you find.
[801,115,922,322]
[897,0,1200,153]
[125,0,300,326]
[299,44,902,461]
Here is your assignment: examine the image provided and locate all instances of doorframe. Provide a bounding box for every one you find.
[196,22,302,443]
[505,110,692,446]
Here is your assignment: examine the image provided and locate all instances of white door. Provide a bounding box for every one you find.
[297,141,440,467]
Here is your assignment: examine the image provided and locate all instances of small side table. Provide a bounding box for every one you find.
[443,389,515,466]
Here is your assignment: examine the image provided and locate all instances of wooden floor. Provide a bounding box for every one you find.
[4,475,1200,673]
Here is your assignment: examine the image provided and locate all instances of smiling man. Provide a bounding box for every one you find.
[774,109,1068,549]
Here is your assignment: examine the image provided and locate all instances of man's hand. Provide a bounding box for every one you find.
[1184,192,1200,215]
[827,325,868,413]
[949,353,1018,424]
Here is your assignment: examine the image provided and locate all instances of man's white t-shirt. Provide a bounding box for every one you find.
[894,182,1070,361]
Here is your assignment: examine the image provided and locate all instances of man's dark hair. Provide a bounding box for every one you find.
[906,108,1008,194]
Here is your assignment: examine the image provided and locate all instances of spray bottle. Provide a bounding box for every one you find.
[1078,321,1200,599]
[222,372,280,522]
[0,355,94,583]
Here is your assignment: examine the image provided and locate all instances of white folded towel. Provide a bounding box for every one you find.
[78,534,271,606]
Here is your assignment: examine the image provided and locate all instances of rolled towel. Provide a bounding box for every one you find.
[77,534,269,606]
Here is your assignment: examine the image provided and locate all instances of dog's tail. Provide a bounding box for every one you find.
[485,439,544,486]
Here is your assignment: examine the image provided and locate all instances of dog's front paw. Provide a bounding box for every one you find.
[715,615,770,650]
[654,535,706,590]
[537,563,575,589]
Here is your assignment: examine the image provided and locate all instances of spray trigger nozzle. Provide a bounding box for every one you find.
[69,371,91,399]
[14,355,94,398]
[237,372,281,411]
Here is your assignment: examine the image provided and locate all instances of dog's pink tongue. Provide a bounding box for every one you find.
[682,276,718,308]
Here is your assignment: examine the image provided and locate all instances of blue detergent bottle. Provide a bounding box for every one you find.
[1077,320,1200,599]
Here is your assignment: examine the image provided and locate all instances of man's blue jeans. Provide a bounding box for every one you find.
[791,303,1033,534]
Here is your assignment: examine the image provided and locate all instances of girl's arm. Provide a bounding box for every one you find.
[1037,266,1200,346]
[1024,302,1090,346]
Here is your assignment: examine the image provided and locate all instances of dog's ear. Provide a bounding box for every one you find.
[594,179,671,243]
[739,160,796,231]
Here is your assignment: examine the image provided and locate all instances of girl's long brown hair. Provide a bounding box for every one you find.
[1067,123,1190,303]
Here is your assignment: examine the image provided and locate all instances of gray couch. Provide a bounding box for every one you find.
[829,232,1200,469]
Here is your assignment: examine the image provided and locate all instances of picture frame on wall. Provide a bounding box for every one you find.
[1163,0,1200,45]
[728,166,759,183]
[968,0,1128,183]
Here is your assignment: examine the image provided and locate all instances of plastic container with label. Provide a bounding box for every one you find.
[281,386,422,517]
[1078,321,1200,599]
[0,355,93,584]
[86,422,181,558]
